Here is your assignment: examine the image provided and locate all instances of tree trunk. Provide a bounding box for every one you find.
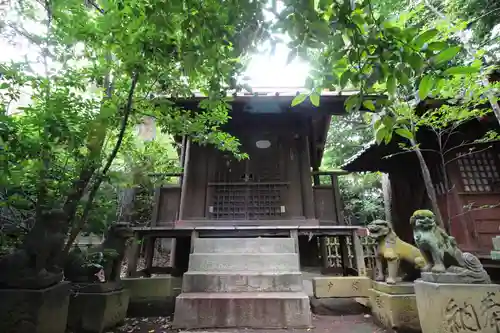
[411,140,445,228]
[381,173,393,225]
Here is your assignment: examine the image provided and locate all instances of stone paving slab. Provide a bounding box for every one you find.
[107,314,391,333]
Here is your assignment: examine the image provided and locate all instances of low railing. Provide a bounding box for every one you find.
[324,235,376,277]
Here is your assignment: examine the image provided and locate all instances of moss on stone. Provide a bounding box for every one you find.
[411,209,434,218]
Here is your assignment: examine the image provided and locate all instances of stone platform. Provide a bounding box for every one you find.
[415,279,500,333]
[0,282,70,333]
[124,275,182,317]
[368,281,420,332]
[173,237,312,329]
[67,284,129,333]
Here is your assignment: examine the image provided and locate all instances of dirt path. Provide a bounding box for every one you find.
[110,314,389,333]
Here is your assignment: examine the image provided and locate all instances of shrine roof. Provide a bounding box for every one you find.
[341,114,500,173]
[161,88,385,168]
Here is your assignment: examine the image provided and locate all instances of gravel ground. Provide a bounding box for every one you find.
[109,314,390,333]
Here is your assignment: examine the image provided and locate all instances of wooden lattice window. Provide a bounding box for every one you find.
[457,151,500,192]
[209,183,287,220]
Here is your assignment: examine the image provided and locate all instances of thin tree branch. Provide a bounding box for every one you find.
[444,145,494,166]
[85,0,105,14]
[382,148,440,159]
[63,71,139,253]
[452,201,500,219]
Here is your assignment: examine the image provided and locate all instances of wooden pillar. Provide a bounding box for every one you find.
[144,236,156,271]
[352,230,367,276]
[178,138,191,220]
[126,233,141,277]
[331,174,344,225]
[312,168,320,186]
[338,236,350,276]
[382,172,392,224]
[299,135,315,219]
[319,237,329,269]
[150,188,161,226]
[287,140,303,217]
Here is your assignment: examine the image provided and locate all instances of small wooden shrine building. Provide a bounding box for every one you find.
[342,107,500,266]
[158,91,347,227]
[128,90,371,276]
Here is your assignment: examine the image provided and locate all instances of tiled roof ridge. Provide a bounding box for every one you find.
[340,139,377,170]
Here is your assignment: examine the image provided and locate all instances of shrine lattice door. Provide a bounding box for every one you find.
[208,137,289,220]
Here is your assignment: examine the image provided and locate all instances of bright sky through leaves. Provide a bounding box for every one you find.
[0,1,310,90]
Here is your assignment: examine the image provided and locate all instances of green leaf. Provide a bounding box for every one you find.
[384,131,393,144]
[442,66,481,76]
[362,100,376,111]
[340,71,351,89]
[344,95,360,112]
[291,93,308,107]
[403,27,419,41]
[395,128,414,140]
[387,75,396,96]
[428,42,448,51]
[408,54,424,72]
[396,68,410,85]
[382,115,395,129]
[375,125,387,144]
[418,75,434,100]
[414,29,439,48]
[351,14,365,27]
[310,93,320,107]
[432,46,462,66]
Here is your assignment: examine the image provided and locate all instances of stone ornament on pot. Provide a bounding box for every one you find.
[64,222,134,333]
[367,219,427,284]
[366,219,425,332]
[411,209,498,333]
[64,222,134,285]
[0,209,71,333]
[411,209,490,284]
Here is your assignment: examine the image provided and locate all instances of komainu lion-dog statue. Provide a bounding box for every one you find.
[64,223,134,283]
[410,209,491,284]
[367,219,426,284]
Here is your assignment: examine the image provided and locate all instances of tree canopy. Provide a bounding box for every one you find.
[0,0,271,251]
[0,0,499,248]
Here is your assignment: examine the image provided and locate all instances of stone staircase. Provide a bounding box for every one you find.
[172,237,312,329]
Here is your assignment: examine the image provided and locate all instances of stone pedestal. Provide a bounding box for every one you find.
[415,279,500,333]
[123,275,182,317]
[368,281,420,332]
[0,282,70,333]
[313,276,371,298]
[67,283,129,333]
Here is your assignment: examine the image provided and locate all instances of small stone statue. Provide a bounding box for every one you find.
[64,223,134,283]
[367,219,427,284]
[411,209,491,284]
[0,209,67,289]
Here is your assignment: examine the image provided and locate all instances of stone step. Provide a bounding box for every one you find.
[193,237,296,254]
[182,271,303,293]
[172,292,312,329]
[188,253,300,272]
